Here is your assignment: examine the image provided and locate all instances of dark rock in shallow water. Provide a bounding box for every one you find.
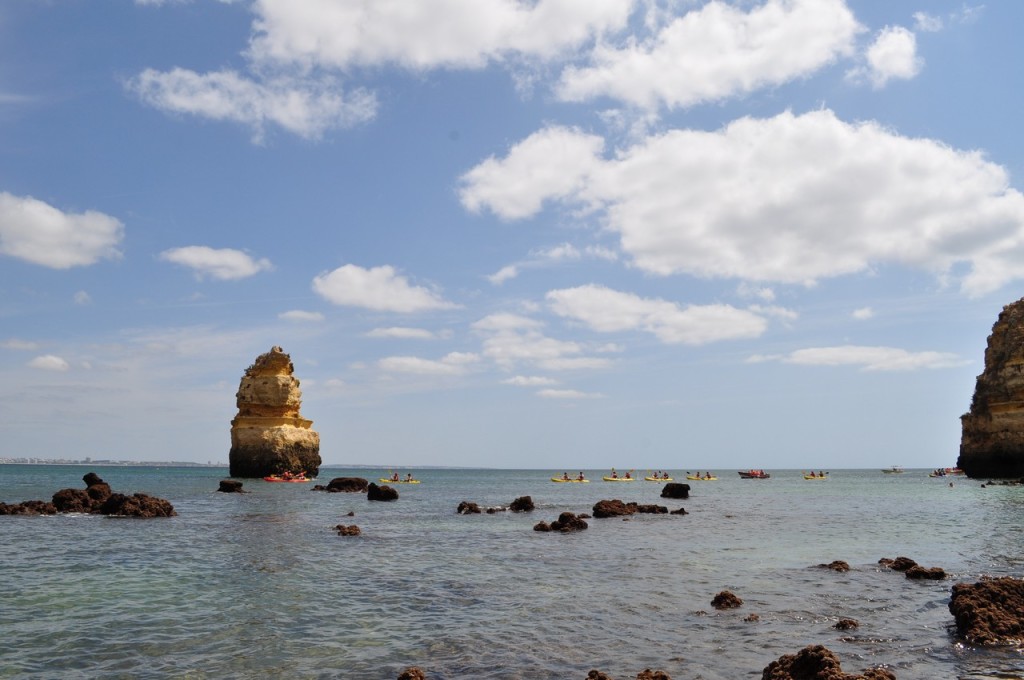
[593,499,636,518]
[0,500,57,515]
[761,644,896,679]
[1,472,173,518]
[660,482,690,499]
[509,495,534,512]
[367,482,398,501]
[217,480,246,493]
[533,521,551,532]
[636,670,671,680]
[670,507,688,515]
[711,590,743,610]
[587,671,612,680]
[834,618,859,630]
[335,524,361,536]
[457,501,482,515]
[397,667,425,680]
[816,560,850,572]
[879,556,917,571]
[905,565,946,580]
[548,512,588,533]
[319,477,368,493]
[949,576,1024,645]
[99,493,176,517]
[51,488,94,513]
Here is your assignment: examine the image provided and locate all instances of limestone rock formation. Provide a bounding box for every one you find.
[959,298,1024,477]
[228,346,321,478]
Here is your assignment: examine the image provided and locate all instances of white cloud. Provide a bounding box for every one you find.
[378,351,480,376]
[556,0,861,110]
[860,26,922,88]
[461,110,1024,296]
[471,312,603,370]
[28,354,70,371]
[547,284,768,345]
[852,307,874,320]
[538,388,604,399]
[460,126,605,220]
[248,0,632,71]
[737,282,776,302]
[755,345,967,371]
[0,192,123,269]
[313,264,458,313]
[279,310,324,322]
[2,339,39,351]
[127,68,377,142]
[366,327,440,340]
[502,375,559,387]
[160,246,273,280]
[487,241,617,285]
[487,264,520,285]
[913,12,943,32]
[748,304,798,321]
[73,291,92,305]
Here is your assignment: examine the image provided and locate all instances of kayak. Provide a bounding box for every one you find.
[804,474,828,480]
[379,478,421,484]
[602,476,636,482]
[263,476,312,483]
[686,475,717,481]
[644,476,673,482]
[551,477,590,483]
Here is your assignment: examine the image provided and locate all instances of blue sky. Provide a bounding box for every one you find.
[1,0,1021,470]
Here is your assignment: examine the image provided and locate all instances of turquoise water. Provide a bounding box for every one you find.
[1,465,1022,679]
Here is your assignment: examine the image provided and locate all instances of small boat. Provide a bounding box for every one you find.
[881,466,904,474]
[379,478,421,484]
[644,476,673,482]
[686,475,718,481]
[803,472,829,480]
[737,470,770,479]
[930,467,964,477]
[263,475,312,483]
[602,476,636,482]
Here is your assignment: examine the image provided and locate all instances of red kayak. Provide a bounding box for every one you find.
[263,475,311,483]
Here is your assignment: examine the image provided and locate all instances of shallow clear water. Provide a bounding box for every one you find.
[1,465,1023,679]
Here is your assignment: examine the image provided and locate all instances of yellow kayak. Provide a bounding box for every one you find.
[803,474,828,480]
[379,478,421,484]
[551,477,590,483]
[644,476,673,482]
[602,476,636,482]
[686,475,718,481]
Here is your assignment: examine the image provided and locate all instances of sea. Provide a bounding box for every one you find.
[0,465,1022,680]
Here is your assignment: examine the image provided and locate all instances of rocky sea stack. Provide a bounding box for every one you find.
[959,297,1024,478]
[228,346,321,478]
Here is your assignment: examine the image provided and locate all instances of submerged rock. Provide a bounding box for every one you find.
[761,645,895,679]
[593,499,636,518]
[660,483,690,499]
[314,477,369,493]
[335,524,361,536]
[217,480,246,493]
[509,495,534,512]
[816,560,850,572]
[397,667,425,680]
[0,473,175,518]
[228,346,321,479]
[959,297,1024,478]
[457,501,482,515]
[711,590,743,610]
[949,576,1024,645]
[367,483,398,502]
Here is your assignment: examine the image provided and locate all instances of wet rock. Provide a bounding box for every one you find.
[218,480,246,493]
[533,521,551,532]
[320,477,369,493]
[905,565,946,580]
[636,504,668,514]
[593,499,637,518]
[660,483,690,499]
[334,524,361,536]
[949,576,1024,645]
[670,507,688,515]
[509,495,534,512]
[879,556,917,571]
[587,672,612,680]
[549,512,588,533]
[816,560,850,572]
[485,506,506,514]
[636,670,671,680]
[761,645,896,679]
[99,493,177,517]
[457,501,482,515]
[397,667,426,680]
[51,488,94,513]
[345,511,355,517]
[0,500,57,515]
[367,483,398,502]
[745,613,761,622]
[834,618,859,630]
[711,590,743,610]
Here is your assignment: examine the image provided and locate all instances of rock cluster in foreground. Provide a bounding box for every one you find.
[229,346,321,479]
[0,472,176,517]
[959,296,1024,477]
[949,576,1024,645]
[761,645,895,679]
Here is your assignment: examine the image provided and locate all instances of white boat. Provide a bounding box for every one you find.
[881,465,904,474]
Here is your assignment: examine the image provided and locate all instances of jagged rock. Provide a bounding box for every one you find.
[0,500,57,515]
[817,560,850,572]
[670,507,688,515]
[457,501,482,515]
[315,477,369,493]
[509,495,534,512]
[949,576,1024,645]
[533,521,551,532]
[959,297,1024,477]
[52,488,94,513]
[636,504,668,514]
[367,483,398,502]
[228,346,321,478]
[335,524,361,536]
[660,483,690,499]
[636,670,671,680]
[745,613,761,622]
[485,506,507,514]
[587,672,612,680]
[547,512,588,533]
[761,645,896,679]
[711,590,743,609]
[218,480,246,493]
[879,556,917,571]
[397,667,425,680]
[834,618,859,630]
[905,565,946,580]
[1,473,173,518]
[593,499,637,518]
[99,493,177,517]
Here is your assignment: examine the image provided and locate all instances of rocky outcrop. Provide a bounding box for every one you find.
[711,590,743,610]
[335,524,361,536]
[218,480,246,493]
[660,483,690,499]
[457,501,482,514]
[367,483,398,501]
[313,477,369,493]
[816,560,850,572]
[228,346,321,478]
[534,512,588,533]
[0,473,175,518]
[509,496,534,512]
[761,645,896,679]
[959,298,1024,477]
[949,577,1024,645]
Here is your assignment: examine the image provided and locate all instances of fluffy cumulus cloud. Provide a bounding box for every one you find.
[557,0,860,110]
[860,26,922,88]
[366,327,442,339]
[279,310,324,322]
[248,0,632,70]
[461,110,1024,296]
[502,375,559,386]
[0,193,123,269]
[547,284,768,345]
[312,264,457,313]
[28,354,70,371]
[750,345,967,371]
[471,312,608,370]
[160,246,273,280]
[538,388,603,399]
[378,351,480,376]
[128,68,377,142]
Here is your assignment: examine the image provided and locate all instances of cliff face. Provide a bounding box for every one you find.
[959,298,1024,478]
[228,346,321,478]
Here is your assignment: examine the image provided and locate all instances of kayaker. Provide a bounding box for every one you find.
[562,472,570,480]
[610,468,618,479]
[392,473,400,482]
[624,471,631,479]
[577,472,585,481]
[405,473,414,482]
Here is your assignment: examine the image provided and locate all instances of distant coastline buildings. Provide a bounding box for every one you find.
[0,457,223,467]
